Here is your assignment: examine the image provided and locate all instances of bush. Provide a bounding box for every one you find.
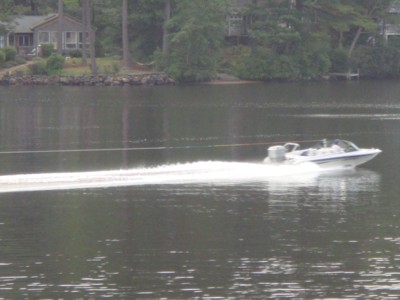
[330,48,349,72]
[69,50,82,58]
[28,61,48,75]
[46,53,65,73]
[353,45,400,78]
[230,46,299,80]
[297,49,331,79]
[0,50,5,67]
[3,47,17,61]
[40,44,55,58]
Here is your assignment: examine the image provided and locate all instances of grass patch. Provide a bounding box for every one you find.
[0,56,157,76]
[62,56,121,75]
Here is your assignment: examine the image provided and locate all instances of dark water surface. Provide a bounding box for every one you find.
[0,81,399,298]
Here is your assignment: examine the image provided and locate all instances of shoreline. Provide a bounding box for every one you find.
[0,72,367,87]
[0,73,176,86]
[0,72,260,87]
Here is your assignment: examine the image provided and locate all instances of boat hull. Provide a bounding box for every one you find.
[288,149,381,169]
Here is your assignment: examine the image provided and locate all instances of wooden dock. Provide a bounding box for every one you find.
[328,70,360,80]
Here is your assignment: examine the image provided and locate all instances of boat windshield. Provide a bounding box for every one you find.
[339,140,359,152]
[326,139,359,152]
[310,139,359,152]
[283,143,300,152]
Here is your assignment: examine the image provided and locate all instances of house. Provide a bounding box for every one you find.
[226,0,253,38]
[0,14,93,56]
[383,0,400,41]
[226,0,297,41]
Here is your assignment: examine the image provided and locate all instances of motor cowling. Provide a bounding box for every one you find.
[267,145,286,162]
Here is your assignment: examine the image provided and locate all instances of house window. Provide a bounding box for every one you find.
[64,31,78,49]
[38,31,49,43]
[50,32,57,45]
[8,35,14,47]
[38,31,57,48]
[18,35,30,46]
[78,32,89,49]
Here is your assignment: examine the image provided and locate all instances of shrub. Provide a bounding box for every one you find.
[3,47,17,61]
[46,53,65,73]
[296,49,331,79]
[102,61,121,74]
[28,61,48,75]
[330,48,349,72]
[69,50,82,58]
[353,45,400,78]
[40,44,55,58]
[0,50,5,67]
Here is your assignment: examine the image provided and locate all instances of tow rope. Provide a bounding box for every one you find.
[0,139,322,155]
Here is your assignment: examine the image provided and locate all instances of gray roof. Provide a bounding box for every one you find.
[10,14,56,33]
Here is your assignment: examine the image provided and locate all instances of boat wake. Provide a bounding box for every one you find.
[0,161,340,193]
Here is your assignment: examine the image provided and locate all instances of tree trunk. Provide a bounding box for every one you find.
[30,0,35,12]
[86,0,97,75]
[347,26,362,58]
[122,0,131,70]
[81,0,88,65]
[338,31,343,49]
[57,0,64,53]
[162,0,171,53]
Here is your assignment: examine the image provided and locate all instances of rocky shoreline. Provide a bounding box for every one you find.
[0,73,175,86]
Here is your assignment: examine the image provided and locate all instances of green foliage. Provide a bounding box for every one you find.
[0,50,6,67]
[69,50,82,58]
[29,54,65,75]
[28,61,48,75]
[230,45,331,81]
[157,0,230,82]
[1,0,399,81]
[129,0,165,61]
[101,61,121,74]
[229,1,333,81]
[353,42,400,78]
[2,47,16,61]
[330,48,350,72]
[46,53,65,74]
[0,0,14,21]
[249,1,302,54]
[41,44,55,58]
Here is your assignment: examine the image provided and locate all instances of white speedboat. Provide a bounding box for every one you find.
[264,139,381,169]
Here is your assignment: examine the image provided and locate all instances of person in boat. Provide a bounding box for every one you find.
[331,139,343,152]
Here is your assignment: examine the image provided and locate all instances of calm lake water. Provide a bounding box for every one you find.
[0,81,399,298]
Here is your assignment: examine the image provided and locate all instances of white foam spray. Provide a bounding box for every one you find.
[0,161,323,193]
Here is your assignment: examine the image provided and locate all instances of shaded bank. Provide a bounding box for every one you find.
[0,73,175,86]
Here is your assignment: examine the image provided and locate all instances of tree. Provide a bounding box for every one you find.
[12,0,58,14]
[249,0,303,54]
[0,1,14,22]
[346,0,394,58]
[305,0,394,58]
[157,0,230,82]
[85,0,97,75]
[57,0,64,54]
[87,0,165,61]
[81,0,88,65]
[231,0,331,80]
[162,0,171,53]
[122,0,131,70]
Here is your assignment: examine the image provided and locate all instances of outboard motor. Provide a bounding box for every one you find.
[267,145,286,163]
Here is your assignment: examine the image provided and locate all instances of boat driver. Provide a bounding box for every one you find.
[331,139,343,152]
